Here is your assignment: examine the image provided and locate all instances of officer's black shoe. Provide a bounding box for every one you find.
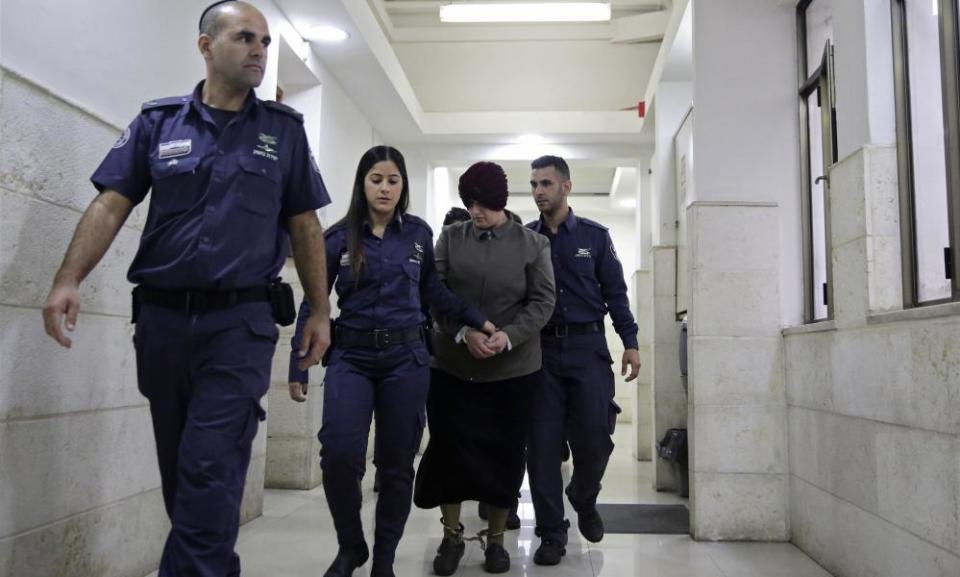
[533,539,566,566]
[483,543,510,574]
[506,507,521,530]
[432,534,465,576]
[478,501,488,520]
[322,543,369,577]
[577,506,604,543]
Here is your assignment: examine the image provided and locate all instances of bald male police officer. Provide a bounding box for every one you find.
[526,155,641,566]
[42,3,332,576]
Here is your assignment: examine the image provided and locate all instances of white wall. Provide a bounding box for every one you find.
[0,1,377,575]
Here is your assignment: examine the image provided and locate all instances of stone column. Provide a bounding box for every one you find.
[686,0,797,540]
[633,270,654,461]
[264,258,325,489]
[650,245,685,489]
[687,202,788,540]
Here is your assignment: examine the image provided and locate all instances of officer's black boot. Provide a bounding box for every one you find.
[323,542,369,577]
[506,501,521,530]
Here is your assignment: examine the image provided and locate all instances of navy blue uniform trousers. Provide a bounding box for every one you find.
[527,332,619,544]
[319,342,430,565]
[134,302,277,577]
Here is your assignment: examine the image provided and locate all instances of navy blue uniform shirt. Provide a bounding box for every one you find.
[288,212,487,383]
[91,81,330,289]
[528,209,639,350]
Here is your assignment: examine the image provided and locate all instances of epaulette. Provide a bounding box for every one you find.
[141,95,190,111]
[579,216,609,231]
[263,100,304,122]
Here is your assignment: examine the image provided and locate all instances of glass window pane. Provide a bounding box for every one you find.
[806,0,834,76]
[907,0,951,301]
[807,90,830,320]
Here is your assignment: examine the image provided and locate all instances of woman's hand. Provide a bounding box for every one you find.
[486,331,509,354]
[465,328,497,359]
[481,320,497,336]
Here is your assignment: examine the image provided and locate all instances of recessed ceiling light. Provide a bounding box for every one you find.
[307,25,349,43]
[440,3,611,23]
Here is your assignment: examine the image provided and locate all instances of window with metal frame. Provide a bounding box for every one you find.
[892,0,960,306]
[797,0,838,322]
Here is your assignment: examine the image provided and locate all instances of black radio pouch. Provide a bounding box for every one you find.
[267,280,296,326]
[131,286,142,324]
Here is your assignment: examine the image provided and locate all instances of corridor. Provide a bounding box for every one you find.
[146,429,833,577]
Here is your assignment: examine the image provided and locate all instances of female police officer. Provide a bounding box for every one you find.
[289,146,495,577]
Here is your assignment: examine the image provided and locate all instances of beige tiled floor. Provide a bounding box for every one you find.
[148,428,834,576]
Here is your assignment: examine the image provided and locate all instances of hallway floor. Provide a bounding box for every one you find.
[151,428,834,577]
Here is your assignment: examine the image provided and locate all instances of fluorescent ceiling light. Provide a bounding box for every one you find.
[307,25,349,43]
[440,3,611,23]
[618,198,636,208]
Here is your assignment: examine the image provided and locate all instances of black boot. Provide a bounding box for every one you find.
[323,542,369,577]
[433,520,465,576]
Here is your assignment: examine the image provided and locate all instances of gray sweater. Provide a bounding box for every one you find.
[431,218,556,382]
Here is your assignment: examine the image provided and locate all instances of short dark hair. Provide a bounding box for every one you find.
[443,207,471,226]
[531,155,570,181]
[199,1,238,37]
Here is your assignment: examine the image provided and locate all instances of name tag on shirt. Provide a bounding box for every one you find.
[158,139,192,160]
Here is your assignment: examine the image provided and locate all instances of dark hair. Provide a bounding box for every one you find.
[458,161,509,211]
[443,207,471,226]
[531,155,570,181]
[199,1,238,37]
[336,146,410,279]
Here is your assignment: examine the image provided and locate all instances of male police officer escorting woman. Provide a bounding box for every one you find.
[525,155,641,566]
[42,3,333,577]
[290,146,495,577]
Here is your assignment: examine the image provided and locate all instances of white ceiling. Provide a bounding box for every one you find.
[273,0,690,214]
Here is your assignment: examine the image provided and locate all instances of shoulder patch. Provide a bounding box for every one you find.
[263,100,304,122]
[141,95,190,111]
[579,217,609,231]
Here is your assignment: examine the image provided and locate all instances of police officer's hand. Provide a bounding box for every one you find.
[486,331,509,354]
[464,328,497,359]
[43,281,81,348]
[621,348,641,382]
[297,315,331,370]
[288,381,309,402]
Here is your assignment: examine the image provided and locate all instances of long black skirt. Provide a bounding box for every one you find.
[413,368,537,510]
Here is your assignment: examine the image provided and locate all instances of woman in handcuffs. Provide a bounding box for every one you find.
[413,161,555,574]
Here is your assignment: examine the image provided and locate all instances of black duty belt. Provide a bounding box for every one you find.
[542,322,603,338]
[134,285,270,314]
[335,325,423,349]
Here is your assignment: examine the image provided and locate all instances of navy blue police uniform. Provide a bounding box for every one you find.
[91,81,330,577]
[289,212,487,569]
[526,209,638,545]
